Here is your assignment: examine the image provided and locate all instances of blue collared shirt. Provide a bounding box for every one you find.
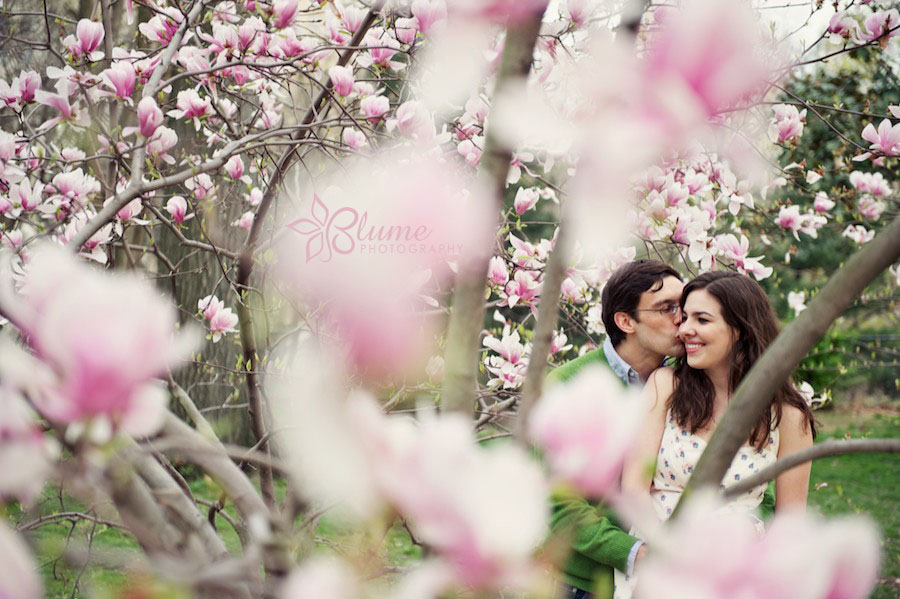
[602,336,642,387]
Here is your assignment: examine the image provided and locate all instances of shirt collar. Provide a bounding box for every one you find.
[603,336,642,387]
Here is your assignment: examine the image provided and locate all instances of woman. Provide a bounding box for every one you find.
[615,271,816,597]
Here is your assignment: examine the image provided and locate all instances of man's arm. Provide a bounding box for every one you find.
[550,486,642,574]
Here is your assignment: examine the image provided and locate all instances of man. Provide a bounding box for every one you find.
[547,259,684,599]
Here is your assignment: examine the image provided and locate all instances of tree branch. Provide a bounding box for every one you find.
[723,438,900,498]
[441,2,550,414]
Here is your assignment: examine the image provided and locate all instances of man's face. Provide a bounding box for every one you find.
[632,275,685,359]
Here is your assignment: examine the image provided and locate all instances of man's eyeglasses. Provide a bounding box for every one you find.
[632,304,682,318]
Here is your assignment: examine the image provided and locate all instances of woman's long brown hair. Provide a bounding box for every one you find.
[669,271,815,451]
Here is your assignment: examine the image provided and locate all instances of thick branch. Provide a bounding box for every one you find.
[723,438,900,498]
[441,2,550,414]
[680,214,900,509]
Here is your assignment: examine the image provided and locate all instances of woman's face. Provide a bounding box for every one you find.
[678,288,737,373]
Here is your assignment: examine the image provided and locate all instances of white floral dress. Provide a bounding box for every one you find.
[614,410,779,599]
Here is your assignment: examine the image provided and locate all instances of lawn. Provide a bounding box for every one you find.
[6,410,898,598]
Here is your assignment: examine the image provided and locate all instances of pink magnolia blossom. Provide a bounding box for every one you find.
[487,255,509,286]
[147,126,178,164]
[9,178,44,212]
[0,71,40,109]
[813,191,835,213]
[338,4,367,33]
[360,94,390,119]
[11,246,194,436]
[483,327,528,365]
[139,7,183,44]
[100,62,136,100]
[388,100,433,138]
[842,224,875,244]
[166,195,191,223]
[169,89,213,122]
[857,195,885,221]
[234,210,255,231]
[411,0,447,35]
[457,137,483,166]
[714,234,772,280]
[861,119,900,156]
[637,494,881,599]
[272,0,299,29]
[65,19,104,58]
[395,17,419,44]
[198,295,239,342]
[341,128,367,150]
[769,104,805,143]
[775,205,803,239]
[0,523,42,599]
[560,276,589,304]
[849,170,890,196]
[186,173,215,200]
[224,155,245,180]
[34,79,78,127]
[513,187,540,215]
[328,65,355,98]
[529,365,642,498]
[549,329,571,355]
[828,10,859,41]
[859,9,900,43]
[502,269,541,308]
[137,97,163,138]
[361,30,404,70]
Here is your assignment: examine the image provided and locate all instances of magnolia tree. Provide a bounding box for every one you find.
[0,0,898,597]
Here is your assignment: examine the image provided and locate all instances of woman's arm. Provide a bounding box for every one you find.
[774,404,814,511]
[621,368,674,497]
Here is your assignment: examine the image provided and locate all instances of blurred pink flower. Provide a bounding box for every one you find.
[234,210,255,231]
[395,17,419,44]
[328,65,355,97]
[360,94,390,119]
[272,0,299,29]
[351,398,548,590]
[529,365,642,498]
[198,295,239,343]
[775,205,802,240]
[813,191,835,213]
[849,170,890,196]
[842,224,875,244]
[502,269,541,308]
[0,388,56,504]
[861,119,900,156]
[860,9,900,43]
[11,246,194,436]
[857,195,885,221]
[645,0,770,120]
[411,0,447,35]
[0,523,42,599]
[341,127,367,150]
[147,126,178,164]
[769,104,805,143]
[638,494,881,599]
[137,97,164,138]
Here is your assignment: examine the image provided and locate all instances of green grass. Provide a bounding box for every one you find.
[807,412,900,599]
[5,412,897,597]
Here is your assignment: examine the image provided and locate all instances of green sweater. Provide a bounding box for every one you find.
[546,348,640,596]
[545,347,776,596]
